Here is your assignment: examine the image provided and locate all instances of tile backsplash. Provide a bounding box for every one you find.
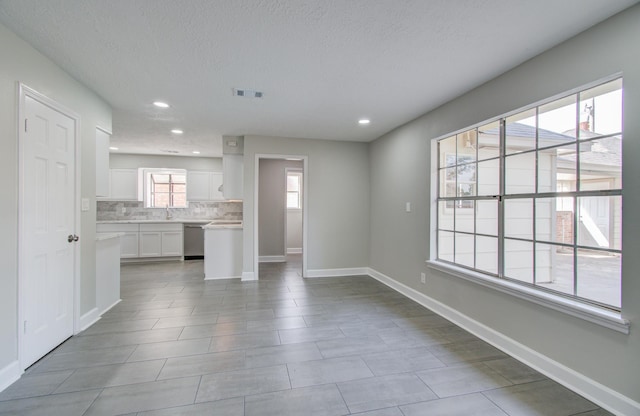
[97,201,242,221]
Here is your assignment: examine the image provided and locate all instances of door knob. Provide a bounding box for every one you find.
[67,234,79,243]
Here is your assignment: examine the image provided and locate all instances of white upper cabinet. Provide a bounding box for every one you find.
[187,171,224,201]
[187,171,210,201]
[210,172,224,200]
[109,168,138,200]
[95,128,110,197]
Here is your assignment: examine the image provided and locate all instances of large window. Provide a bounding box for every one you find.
[143,169,187,208]
[436,78,623,310]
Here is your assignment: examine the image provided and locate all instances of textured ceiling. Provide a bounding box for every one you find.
[0,0,637,157]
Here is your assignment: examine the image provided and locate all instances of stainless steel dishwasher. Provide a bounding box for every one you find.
[183,222,208,260]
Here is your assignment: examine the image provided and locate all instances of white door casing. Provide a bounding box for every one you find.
[18,84,79,369]
[254,154,308,280]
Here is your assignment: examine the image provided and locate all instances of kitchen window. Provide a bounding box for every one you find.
[142,168,188,208]
[435,77,623,310]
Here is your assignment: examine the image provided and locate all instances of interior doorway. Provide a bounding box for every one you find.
[255,155,307,279]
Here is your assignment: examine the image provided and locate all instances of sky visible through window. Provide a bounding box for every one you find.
[518,90,622,135]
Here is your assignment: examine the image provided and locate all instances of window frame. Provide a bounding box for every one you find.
[430,75,627,330]
[286,169,303,210]
[142,168,188,208]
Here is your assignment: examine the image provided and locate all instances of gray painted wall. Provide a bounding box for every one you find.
[369,5,640,403]
[110,153,221,171]
[258,158,303,257]
[244,136,370,273]
[0,23,111,372]
[287,209,303,252]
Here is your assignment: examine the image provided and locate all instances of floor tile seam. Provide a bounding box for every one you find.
[398,392,494,414]
[128,345,214,363]
[0,387,104,413]
[292,366,387,391]
[78,388,106,416]
[0,367,76,401]
[195,384,293,405]
[568,407,606,416]
[54,368,175,395]
[479,378,555,401]
[188,374,203,408]
[157,358,248,381]
[153,358,170,383]
[63,336,185,356]
[418,359,515,377]
[284,362,294,391]
[176,325,188,341]
[243,382,348,409]
[479,390,513,416]
[30,356,133,375]
[416,375,515,401]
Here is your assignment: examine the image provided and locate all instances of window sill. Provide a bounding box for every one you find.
[426,260,630,334]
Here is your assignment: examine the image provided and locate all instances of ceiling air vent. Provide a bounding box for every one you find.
[233,88,263,98]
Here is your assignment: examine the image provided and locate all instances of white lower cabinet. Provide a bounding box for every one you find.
[120,232,140,258]
[97,222,183,259]
[139,232,162,257]
[161,231,184,256]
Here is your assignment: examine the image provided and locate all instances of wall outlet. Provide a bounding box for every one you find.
[121,207,126,214]
[420,272,426,284]
[405,202,411,212]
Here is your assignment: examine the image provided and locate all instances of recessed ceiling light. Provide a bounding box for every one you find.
[153,101,170,108]
[109,146,119,150]
[358,119,370,125]
[171,129,183,134]
[192,151,201,154]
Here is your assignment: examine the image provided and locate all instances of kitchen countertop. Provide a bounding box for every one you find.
[96,232,124,241]
[97,219,215,224]
[203,220,243,229]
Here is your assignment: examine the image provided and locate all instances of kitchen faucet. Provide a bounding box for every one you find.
[165,204,172,220]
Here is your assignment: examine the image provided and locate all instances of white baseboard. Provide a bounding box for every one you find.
[205,275,242,281]
[100,299,122,316]
[78,307,100,332]
[0,360,21,393]
[306,267,369,278]
[79,299,123,334]
[287,248,302,254]
[259,255,286,263]
[366,268,640,416]
[241,271,257,281]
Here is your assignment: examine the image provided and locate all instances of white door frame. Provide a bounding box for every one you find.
[17,83,82,370]
[254,154,308,278]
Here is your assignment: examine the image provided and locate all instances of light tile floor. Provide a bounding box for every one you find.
[0,256,613,415]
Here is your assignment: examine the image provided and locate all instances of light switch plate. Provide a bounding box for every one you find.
[81,198,90,211]
[405,202,411,212]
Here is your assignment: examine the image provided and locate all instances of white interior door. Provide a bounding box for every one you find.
[20,89,77,368]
